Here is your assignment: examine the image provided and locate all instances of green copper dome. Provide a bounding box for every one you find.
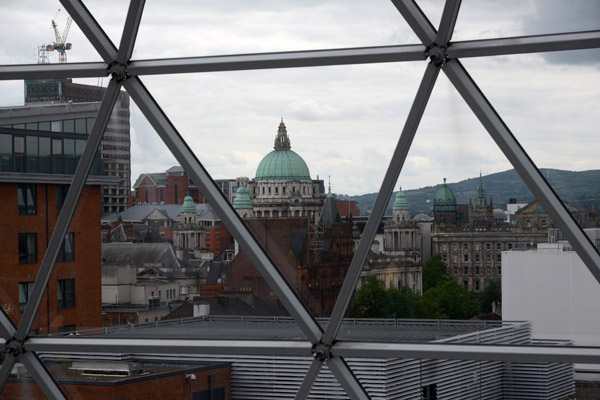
[255,120,311,182]
[434,178,457,212]
[393,186,409,210]
[180,194,196,213]
[233,187,253,209]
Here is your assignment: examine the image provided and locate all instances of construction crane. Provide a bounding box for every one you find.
[43,10,73,63]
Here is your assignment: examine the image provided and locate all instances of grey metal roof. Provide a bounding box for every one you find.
[104,203,219,222]
[102,242,181,269]
[289,228,307,259]
[320,195,341,230]
[107,317,515,343]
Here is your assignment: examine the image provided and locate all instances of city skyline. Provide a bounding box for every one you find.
[1,1,598,195]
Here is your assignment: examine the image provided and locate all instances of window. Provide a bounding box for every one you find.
[486,254,491,263]
[453,266,458,274]
[496,243,502,250]
[463,243,468,251]
[475,266,480,274]
[475,280,480,291]
[441,243,447,251]
[498,266,502,275]
[57,279,75,309]
[463,254,468,262]
[452,243,458,251]
[485,243,491,250]
[19,282,34,312]
[475,254,480,262]
[463,280,469,289]
[508,243,513,250]
[18,233,37,264]
[18,184,36,215]
[56,185,69,214]
[442,254,447,262]
[474,243,480,251]
[497,254,502,262]
[57,232,75,263]
[463,266,468,274]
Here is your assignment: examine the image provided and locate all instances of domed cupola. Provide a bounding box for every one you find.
[434,178,457,212]
[255,120,311,182]
[180,194,196,214]
[233,187,253,209]
[392,186,410,222]
[393,187,409,211]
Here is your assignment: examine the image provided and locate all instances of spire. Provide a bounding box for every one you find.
[274,119,291,150]
[327,175,333,197]
[475,171,485,208]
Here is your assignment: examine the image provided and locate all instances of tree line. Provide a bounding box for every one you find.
[355,254,501,319]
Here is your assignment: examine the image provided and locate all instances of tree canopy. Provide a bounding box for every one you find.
[479,279,501,313]
[422,254,451,292]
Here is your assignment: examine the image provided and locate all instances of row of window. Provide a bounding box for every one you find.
[19,232,75,264]
[19,278,75,312]
[443,253,502,264]
[442,242,511,252]
[18,184,70,216]
[452,265,502,275]
[1,118,96,135]
[103,133,130,141]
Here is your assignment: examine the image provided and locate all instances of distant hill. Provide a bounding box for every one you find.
[342,169,600,216]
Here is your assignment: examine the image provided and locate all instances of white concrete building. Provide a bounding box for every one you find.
[503,228,600,380]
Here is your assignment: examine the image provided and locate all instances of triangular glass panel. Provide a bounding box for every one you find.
[133,0,421,60]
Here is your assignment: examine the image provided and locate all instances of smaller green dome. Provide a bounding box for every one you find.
[180,195,196,213]
[434,178,457,212]
[393,186,409,210]
[233,187,253,209]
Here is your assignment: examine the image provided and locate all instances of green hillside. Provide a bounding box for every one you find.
[343,169,600,216]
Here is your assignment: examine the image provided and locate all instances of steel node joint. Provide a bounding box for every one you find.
[108,61,129,82]
[426,44,448,65]
[313,342,332,362]
[6,337,25,357]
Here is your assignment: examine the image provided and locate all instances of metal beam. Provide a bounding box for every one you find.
[295,358,324,400]
[0,62,107,81]
[333,341,600,364]
[20,352,67,400]
[127,44,426,76]
[117,0,146,65]
[25,337,313,356]
[443,59,600,286]
[60,0,118,62]
[123,76,324,344]
[448,30,600,58]
[391,0,437,46]
[15,79,122,341]
[0,308,16,340]
[322,62,440,346]
[436,0,462,46]
[0,354,17,394]
[327,356,370,400]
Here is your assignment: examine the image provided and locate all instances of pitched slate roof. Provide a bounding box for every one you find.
[102,242,181,269]
[103,203,219,223]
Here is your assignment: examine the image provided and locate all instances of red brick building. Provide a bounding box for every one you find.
[0,177,112,334]
[335,199,360,218]
[4,361,231,400]
[129,166,204,207]
[230,195,355,317]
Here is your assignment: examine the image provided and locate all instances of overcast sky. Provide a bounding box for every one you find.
[1,0,598,195]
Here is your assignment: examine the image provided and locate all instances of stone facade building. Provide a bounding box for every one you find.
[360,188,425,294]
[233,120,325,218]
[432,176,547,293]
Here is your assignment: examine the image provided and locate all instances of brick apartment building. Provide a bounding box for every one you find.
[129,166,205,207]
[0,127,115,333]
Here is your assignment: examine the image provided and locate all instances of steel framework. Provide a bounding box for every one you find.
[0,0,599,398]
